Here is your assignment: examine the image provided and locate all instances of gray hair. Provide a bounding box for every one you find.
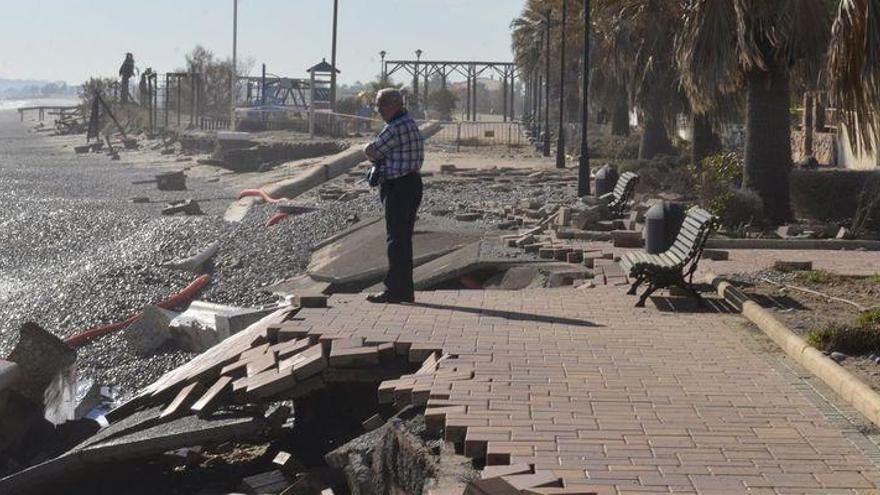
[376,88,403,107]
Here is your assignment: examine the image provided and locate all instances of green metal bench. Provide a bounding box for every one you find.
[600,171,640,217]
[619,206,717,307]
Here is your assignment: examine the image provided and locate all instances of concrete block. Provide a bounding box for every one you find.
[123,305,176,356]
[215,306,277,340]
[611,230,644,248]
[169,301,257,352]
[294,294,328,308]
[7,322,76,410]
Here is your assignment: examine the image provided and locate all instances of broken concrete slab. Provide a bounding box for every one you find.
[0,360,21,392]
[264,274,332,298]
[169,301,270,353]
[7,322,77,410]
[308,219,479,289]
[0,409,267,494]
[123,305,177,356]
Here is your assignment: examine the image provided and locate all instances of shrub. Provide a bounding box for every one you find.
[794,270,838,284]
[857,308,880,329]
[871,274,880,285]
[721,188,764,229]
[807,323,880,355]
[790,170,880,231]
[690,153,764,228]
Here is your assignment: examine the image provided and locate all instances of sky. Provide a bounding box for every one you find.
[0,0,524,86]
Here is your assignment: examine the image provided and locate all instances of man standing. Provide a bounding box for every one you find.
[364,88,424,303]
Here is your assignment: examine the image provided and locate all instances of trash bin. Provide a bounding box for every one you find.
[594,164,619,197]
[643,201,686,254]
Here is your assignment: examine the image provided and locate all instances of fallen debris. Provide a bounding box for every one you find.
[161,199,203,216]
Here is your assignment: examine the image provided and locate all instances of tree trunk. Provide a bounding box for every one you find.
[744,67,793,224]
[692,113,721,169]
[610,86,630,136]
[813,91,826,132]
[638,102,672,160]
[803,92,814,157]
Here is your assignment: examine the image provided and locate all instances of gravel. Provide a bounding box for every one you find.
[0,111,576,396]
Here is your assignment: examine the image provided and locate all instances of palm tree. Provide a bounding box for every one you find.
[828,0,880,155]
[677,0,831,223]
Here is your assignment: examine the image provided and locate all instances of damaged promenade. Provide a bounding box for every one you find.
[3,105,880,494]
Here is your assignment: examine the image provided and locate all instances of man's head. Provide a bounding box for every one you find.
[375,88,404,122]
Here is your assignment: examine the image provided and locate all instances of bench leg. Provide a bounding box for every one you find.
[635,283,658,307]
[627,276,644,295]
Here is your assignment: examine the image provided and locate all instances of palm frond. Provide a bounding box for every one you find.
[829,0,880,152]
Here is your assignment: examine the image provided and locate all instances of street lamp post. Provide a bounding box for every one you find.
[542,9,551,158]
[230,0,238,129]
[380,50,387,84]
[578,0,591,196]
[556,0,567,169]
[330,0,339,112]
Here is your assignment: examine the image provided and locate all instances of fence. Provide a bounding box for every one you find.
[431,122,526,149]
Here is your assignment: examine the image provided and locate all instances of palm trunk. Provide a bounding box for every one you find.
[638,102,672,160]
[813,91,826,132]
[803,92,814,157]
[744,67,793,224]
[692,113,721,169]
[610,86,630,136]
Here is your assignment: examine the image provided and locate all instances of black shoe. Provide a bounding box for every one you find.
[366,292,414,304]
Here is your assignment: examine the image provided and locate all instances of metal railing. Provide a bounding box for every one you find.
[431,121,526,149]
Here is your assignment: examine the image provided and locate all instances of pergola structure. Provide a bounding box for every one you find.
[383,60,520,122]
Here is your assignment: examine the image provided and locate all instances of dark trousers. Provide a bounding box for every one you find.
[380,173,423,299]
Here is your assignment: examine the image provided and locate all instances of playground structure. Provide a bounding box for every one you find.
[383,59,520,122]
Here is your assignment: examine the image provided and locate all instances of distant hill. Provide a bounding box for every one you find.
[0,78,76,99]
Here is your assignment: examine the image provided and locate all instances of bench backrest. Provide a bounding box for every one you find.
[613,172,639,200]
[663,207,716,274]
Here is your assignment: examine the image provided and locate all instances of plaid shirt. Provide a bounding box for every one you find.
[370,110,424,180]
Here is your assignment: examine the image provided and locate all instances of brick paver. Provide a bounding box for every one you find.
[281,286,880,494]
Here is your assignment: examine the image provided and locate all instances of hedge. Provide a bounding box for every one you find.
[790,169,880,229]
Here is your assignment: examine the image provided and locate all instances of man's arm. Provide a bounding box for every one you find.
[363,142,381,161]
[364,124,398,162]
